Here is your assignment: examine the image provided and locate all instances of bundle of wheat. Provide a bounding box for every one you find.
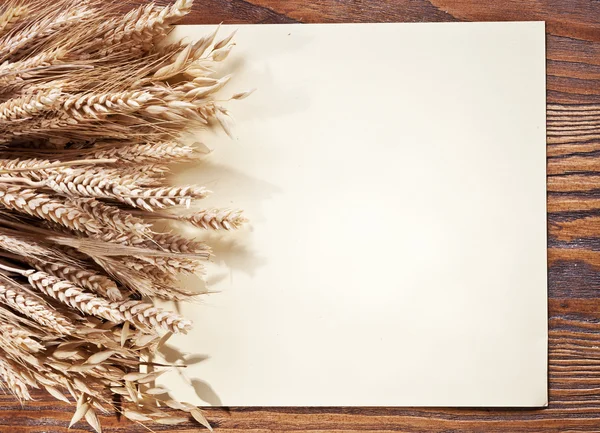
[0,0,249,430]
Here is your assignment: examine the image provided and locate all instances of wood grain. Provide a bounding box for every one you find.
[3,0,600,432]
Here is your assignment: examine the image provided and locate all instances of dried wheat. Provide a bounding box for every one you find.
[0,87,61,120]
[0,4,29,37]
[31,259,123,302]
[61,89,154,119]
[0,0,245,430]
[86,0,192,58]
[72,198,150,237]
[0,322,44,352]
[0,5,91,62]
[0,186,102,234]
[113,299,192,333]
[146,232,211,255]
[0,231,57,260]
[0,354,31,400]
[183,208,247,230]
[23,270,124,323]
[89,141,196,163]
[0,282,74,334]
[0,48,66,92]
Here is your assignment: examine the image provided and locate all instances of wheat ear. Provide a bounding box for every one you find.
[92,0,193,57]
[0,355,31,400]
[0,186,102,234]
[146,232,211,255]
[0,322,44,352]
[71,198,151,238]
[112,299,192,333]
[23,270,124,323]
[30,259,123,302]
[0,4,28,36]
[0,283,74,334]
[183,208,247,230]
[88,141,196,163]
[0,87,61,120]
[0,5,91,62]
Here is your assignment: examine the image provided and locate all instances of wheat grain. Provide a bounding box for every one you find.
[135,254,204,276]
[61,89,154,119]
[0,48,66,92]
[121,255,177,278]
[0,231,57,260]
[4,144,185,168]
[0,157,115,176]
[43,166,154,198]
[1,96,226,143]
[0,162,160,192]
[95,256,196,300]
[35,169,210,210]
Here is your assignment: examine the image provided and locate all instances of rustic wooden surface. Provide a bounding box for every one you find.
[2,0,600,432]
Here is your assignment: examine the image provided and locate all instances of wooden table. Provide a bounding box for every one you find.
[2,1,600,431]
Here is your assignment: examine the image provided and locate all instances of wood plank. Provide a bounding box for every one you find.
[4,0,600,432]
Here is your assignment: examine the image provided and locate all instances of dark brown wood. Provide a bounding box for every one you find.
[3,0,600,431]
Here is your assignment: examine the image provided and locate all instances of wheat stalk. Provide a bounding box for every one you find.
[0,49,69,98]
[119,185,212,211]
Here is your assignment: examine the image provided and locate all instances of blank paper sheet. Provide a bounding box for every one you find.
[158,22,548,407]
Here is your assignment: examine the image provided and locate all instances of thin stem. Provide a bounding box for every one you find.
[0,176,44,187]
[0,261,25,275]
[0,250,25,261]
[0,218,54,237]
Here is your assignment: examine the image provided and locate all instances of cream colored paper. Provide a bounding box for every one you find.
[158,22,547,407]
